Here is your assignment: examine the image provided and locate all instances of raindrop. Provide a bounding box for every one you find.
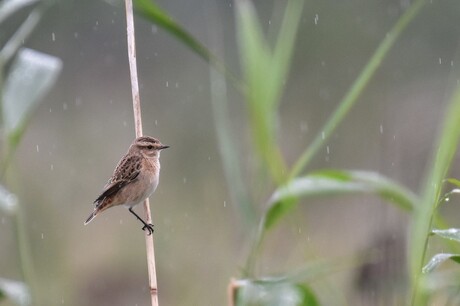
[41,233,44,239]
[321,131,325,139]
[175,82,179,88]
[36,145,40,153]
[155,120,158,126]
[326,145,330,154]
[223,201,226,207]
[119,219,123,224]
[63,103,68,110]
[74,32,79,39]
[123,121,127,127]
[166,81,169,87]
[151,25,158,34]
[268,20,272,25]
[50,164,54,171]
[451,61,454,67]
[380,124,383,134]
[439,58,442,64]
[75,97,82,106]
[208,156,211,161]
[51,32,55,41]
[298,227,301,234]
[183,177,187,184]
[314,14,319,25]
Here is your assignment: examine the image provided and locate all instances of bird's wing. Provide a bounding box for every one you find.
[94,154,141,205]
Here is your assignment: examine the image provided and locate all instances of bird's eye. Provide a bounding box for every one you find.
[147,145,153,150]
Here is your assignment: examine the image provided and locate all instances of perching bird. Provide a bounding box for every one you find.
[84,136,169,235]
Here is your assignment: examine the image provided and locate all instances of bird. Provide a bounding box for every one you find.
[84,136,169,235]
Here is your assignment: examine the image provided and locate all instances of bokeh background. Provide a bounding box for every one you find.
[1,0,460,305]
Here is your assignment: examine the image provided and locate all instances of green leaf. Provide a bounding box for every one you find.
[431,228,460,243]
[236,0,303,183]
[133,0,243,92]
[422,254,460,274]
[0,278,30,306]
[236,280,318,306]
[2,48,62,144]
[0,0,39,24]
[410,85,460,303]
[446,178,460,188]
[289,0,427,178]
[0,184,18,214]
[264,170,417,229]
[134,0,211,62]
[296,285,319,306]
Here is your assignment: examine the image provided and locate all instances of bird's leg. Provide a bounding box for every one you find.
[128,207,154,235]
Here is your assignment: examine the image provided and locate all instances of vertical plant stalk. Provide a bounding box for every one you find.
[409,85,460,305]
[124,0,159,305]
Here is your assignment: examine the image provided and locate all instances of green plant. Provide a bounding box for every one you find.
[122,0,460,304]
[0,0,61,305]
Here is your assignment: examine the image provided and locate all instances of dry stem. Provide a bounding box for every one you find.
[124,0,159,305]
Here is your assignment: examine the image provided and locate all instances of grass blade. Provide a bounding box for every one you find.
[0,0,40,24]
[422,253,460,274]
[409,84,460,305]
[265,170,417,230]
[236,0,302,183]
[431,229,460,243]
[289,0,427,178]
[133,0,241,90]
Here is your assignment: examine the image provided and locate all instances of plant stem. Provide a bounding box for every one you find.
[124,0,158,305]
[409,85,460,305]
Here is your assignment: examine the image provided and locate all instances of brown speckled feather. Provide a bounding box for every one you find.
[84,135,169,228]
[94,154,142,206]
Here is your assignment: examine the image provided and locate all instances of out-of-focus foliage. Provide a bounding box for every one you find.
[0,1,61,306]
[0,277,30,306]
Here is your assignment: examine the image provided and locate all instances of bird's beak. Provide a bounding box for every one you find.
[159,145,170,150]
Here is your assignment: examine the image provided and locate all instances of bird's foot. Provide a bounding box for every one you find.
[142,223,154,235]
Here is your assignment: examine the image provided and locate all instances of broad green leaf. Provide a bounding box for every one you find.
[236,280,318,306]
[422,253,460,274]
[265,170,417,229]
[0,278,30,306]
[431,228,460,243]
[0,184,18,214]
[2,48,62,144]
[0,0,39,24]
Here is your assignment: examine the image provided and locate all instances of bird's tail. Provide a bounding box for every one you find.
[84,210,98,225]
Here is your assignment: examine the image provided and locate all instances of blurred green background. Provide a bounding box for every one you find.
[1,0,460,305]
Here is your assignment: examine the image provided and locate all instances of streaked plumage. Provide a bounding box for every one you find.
[84,136,169,234]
